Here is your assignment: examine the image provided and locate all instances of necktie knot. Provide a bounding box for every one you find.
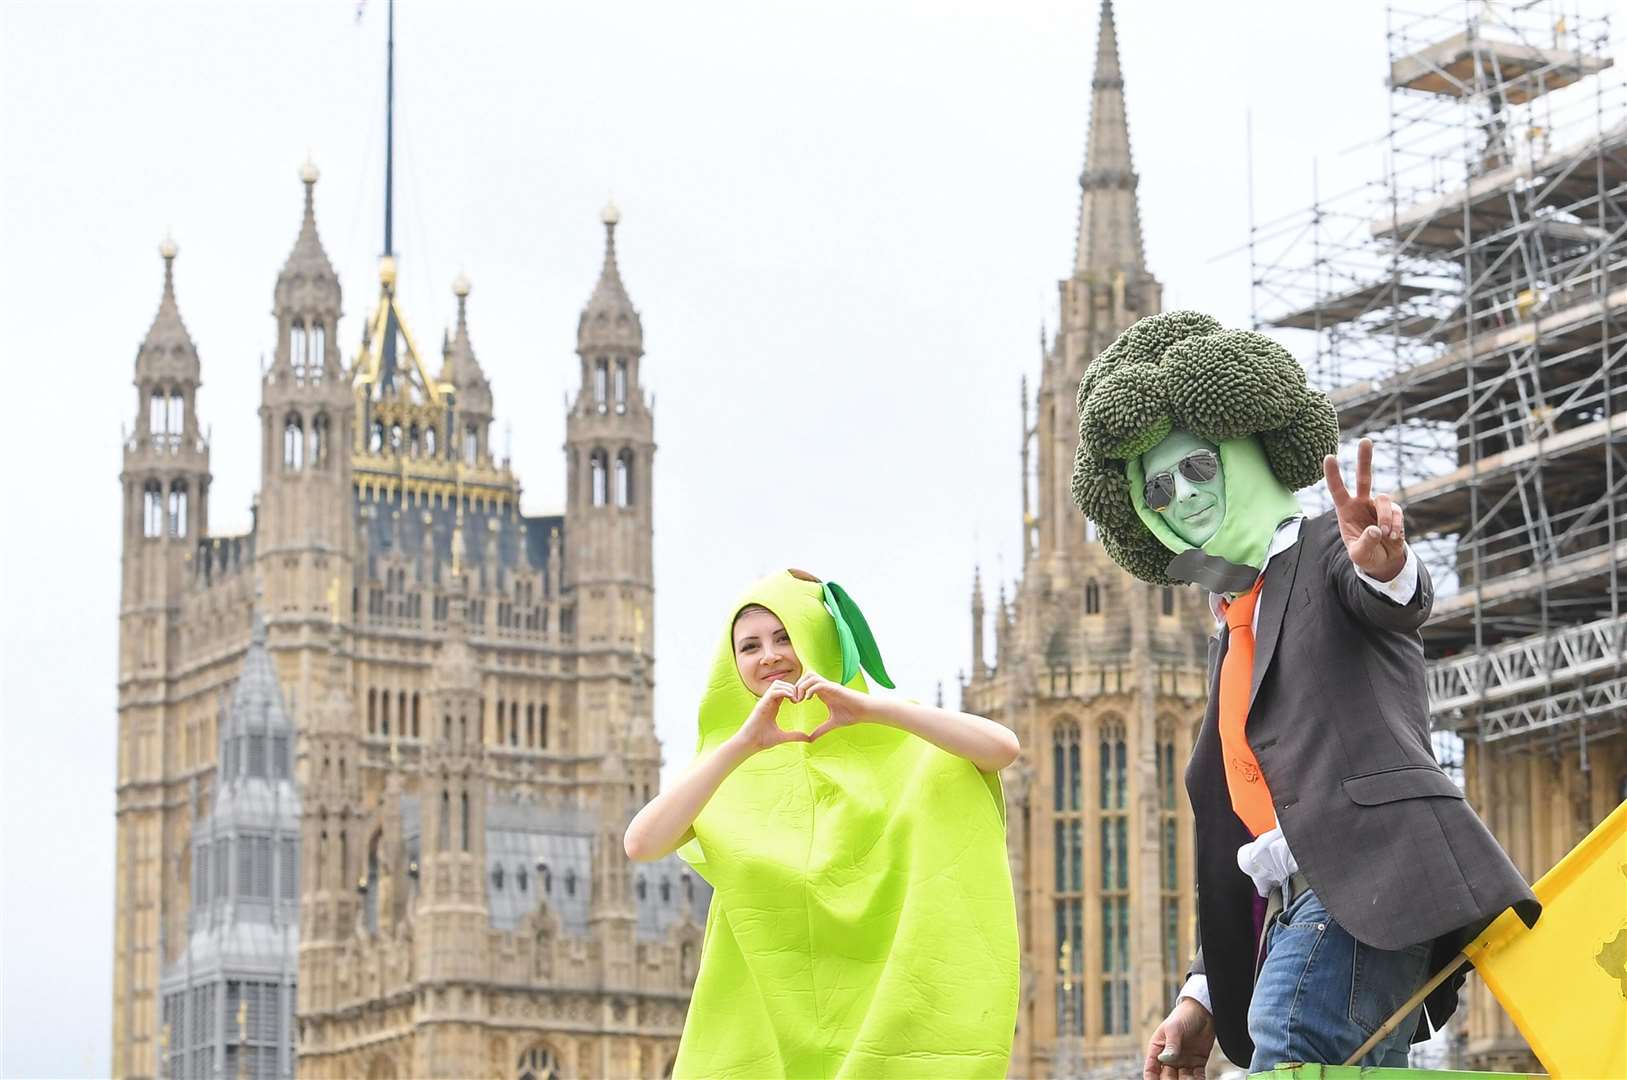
[1223,578,1264,632]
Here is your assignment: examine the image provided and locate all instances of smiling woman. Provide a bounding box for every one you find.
[621,569,1021,1078]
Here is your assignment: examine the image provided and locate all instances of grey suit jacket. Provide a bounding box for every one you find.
[1184,511,1540,1066]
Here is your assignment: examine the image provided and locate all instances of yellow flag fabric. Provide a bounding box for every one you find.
[671,570,1020,1079]
[1465,798,1627,1079]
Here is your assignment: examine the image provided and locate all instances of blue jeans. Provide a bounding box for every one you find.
[1247,883,1428,1073]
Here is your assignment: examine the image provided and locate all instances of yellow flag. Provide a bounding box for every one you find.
[1465,799,1627,1079]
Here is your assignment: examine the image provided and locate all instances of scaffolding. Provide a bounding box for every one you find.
[1249,0,1627,765]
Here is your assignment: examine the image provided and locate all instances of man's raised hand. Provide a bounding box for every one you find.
[1324,437,1407,582]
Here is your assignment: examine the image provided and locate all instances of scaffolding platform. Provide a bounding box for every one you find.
[1390,26,1611,103]
[1371,120,1627,250]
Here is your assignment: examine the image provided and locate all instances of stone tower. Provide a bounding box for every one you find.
[414,580,493,1076]
[961,2,1214,1074]
[158,615,301,1080]
[114,237,213,1076]
[256,160,356,638]
[563,200,660,800]
[114,171,708,1078]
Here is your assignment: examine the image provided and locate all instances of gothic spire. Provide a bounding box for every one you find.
[277,158,339,292]
[440,273,491,400]
[137,234,199,381]
[1074,0,1146,277]
[577,200,643,351]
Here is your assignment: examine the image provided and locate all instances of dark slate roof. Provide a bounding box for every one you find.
[355,489,563,585]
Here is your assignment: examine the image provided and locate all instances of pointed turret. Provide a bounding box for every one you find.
[257,159,356,633]
[272,158,341,380]
[971,565,987,677]
[137,235,200,384]
[1074,0,1146,277]
[440,273,493,454]
[577,200,643,353]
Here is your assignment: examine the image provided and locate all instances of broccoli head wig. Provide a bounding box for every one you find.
[1070,310,1339,586]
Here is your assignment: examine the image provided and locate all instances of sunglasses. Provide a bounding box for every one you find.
[1143,449,1220,511]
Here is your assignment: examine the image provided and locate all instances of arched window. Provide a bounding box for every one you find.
[1052,720,1081,812]
[389,423,403,453]
[411,693,420,739]
[290,321,307,379]
[564,869,576,897]
[460,792,470,852]
[1099,717,1130,1034]
[380,691,390,737]
[310,413,329,468]
[510,702,519,747]
[283,413,305,470]
[492,865,505,891]
[371,421,385,453]
[526,704,535,748]
[464,425,478,465]
[540,863,552,893]
[167,392,184,442]
[149,391,165,437]
[613,358,627,413]
[439,791,450,852]
[1085,579,1101,615]
[516,1045,562,1080]
[539,704,549,749]
[1052,716,1085,1036]
[143,481,164,538]
[590,451,608,507]
[660,877,671,902]
[424,426,437,457]
[683,873,694,903]
[636,875,647,901]
[367,688,377,735]
[615,450,633,507]
[593,358,609,409]
[1161,586,1175,616]
[311,321,326,377]
[167,481,188,539]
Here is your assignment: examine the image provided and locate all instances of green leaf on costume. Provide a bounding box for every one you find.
[823,582,896,689]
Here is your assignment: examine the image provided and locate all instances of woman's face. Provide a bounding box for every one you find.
[732,608,804,696]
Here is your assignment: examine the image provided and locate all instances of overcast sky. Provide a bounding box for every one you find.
[4,1,1618,1074]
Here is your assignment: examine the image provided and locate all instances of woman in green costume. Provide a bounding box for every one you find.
[624,569,1021,1079]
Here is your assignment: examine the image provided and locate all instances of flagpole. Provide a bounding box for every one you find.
[1343,949,1471,1065]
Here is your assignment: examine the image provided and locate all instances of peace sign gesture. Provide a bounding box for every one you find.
[1324,437,1407,582]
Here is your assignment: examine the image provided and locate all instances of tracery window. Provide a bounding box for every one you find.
[615,450,634,507]
[516,1045,562,1080]
[1052,718,1084,1035]
[1100,718,1129,1034]
[590,450,608,507]
[283,413,304,470]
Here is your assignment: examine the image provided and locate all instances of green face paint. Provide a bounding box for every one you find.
[1128,432,1302,587]
[673,570,1019,1077]
[1140,431,1227,545]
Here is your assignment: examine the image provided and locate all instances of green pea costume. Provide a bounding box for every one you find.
[672,571,1019,1079]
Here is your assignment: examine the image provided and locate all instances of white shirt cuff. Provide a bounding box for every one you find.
[1354,543,1418,605]
[1178,973,1211,1016]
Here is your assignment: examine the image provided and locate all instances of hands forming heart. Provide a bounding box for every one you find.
[737,672,871,753]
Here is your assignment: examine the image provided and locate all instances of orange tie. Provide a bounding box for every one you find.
[1219,579,1277,837]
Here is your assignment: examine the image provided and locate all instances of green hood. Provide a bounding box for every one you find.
[1127,435,1302,591]
[673,570,1019,1078]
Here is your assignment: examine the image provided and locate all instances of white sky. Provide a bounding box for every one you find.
[4,1,1613,1074]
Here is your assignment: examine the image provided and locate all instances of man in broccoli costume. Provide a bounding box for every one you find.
[1071,311,1539,1077]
